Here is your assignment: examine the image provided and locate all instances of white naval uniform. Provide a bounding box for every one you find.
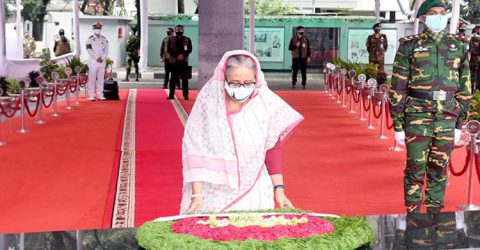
[86,34,109,99]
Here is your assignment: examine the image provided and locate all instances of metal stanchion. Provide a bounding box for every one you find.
[364,78,377,129]
[459,120,480,211]
[74,66,82,105]
[64,68,73,110]
[325,63,332,95]
[0,88,7,146]
[376,84,389,140]
[348,70,356,114]
[16,79,29,133]
[333,66,342,104]
[356,74,366,121]
[340,69,347,108]
[35,76,46,124]
[51,72,61,117]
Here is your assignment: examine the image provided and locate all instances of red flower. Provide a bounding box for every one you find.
[171,214,335,242]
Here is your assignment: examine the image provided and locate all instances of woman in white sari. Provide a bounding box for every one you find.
[180,50,304,214]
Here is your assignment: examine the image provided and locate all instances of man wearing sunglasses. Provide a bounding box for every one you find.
[388,0,471,214]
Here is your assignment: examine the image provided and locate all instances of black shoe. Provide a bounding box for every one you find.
[167,97,174,100]
[302,85,306,89]
[123,78,129,82]
[184,97,189,100]
[162,85,167,89]
[135,78,139,82]
[292,83,296,89]
[177,85,181,89]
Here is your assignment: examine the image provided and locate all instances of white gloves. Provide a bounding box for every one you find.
[394,131,406,146]
[454,129,462,145]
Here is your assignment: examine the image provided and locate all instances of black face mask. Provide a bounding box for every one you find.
[459,29,466,33]
[374,29,381,33]
[167,31,173,36]
[176,31,184,36]
[298,32,304,36]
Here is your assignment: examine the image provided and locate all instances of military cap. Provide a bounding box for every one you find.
[416,0,447,18]
[372,23,381,30]
[92,22,103,29]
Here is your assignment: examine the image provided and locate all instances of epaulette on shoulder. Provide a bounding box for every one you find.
[399,35,418,45]
[448,33,467,44]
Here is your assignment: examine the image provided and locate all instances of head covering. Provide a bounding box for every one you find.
[182,50,303,189]
[372,23,381,29]
[416,0,446,18]
[92,22,103,29]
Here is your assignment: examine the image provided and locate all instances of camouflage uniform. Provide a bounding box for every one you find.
[366,33,388,72]
[125,35,140,81]
[23,35,36,59]
[388,29,471,213]
[470,35,480,91]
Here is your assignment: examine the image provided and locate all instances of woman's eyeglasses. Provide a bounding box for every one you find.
[226,81,256,89]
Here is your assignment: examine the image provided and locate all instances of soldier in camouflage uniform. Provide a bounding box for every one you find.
[366,23,388,73]
[470,25,480,91]
[22,32,36,59]
[388,0,471,214]
[124,27,140,82]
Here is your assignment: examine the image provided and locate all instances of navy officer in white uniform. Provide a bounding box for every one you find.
[86,22,109,101]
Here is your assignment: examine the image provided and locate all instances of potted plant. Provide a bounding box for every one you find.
[7,78,21,95]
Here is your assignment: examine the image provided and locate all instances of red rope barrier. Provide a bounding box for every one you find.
[362,97,371,112]
[56,82,69,96]
[449,147,471,176]
[336,79,343,95]
[0,98,21,118]
[352,91,360,103]
[42,89,55,108]
[345,80,352,94]
[24,94,41,117]
[372,102,382,119]
[385,104,394,130]
[69,78,78,93]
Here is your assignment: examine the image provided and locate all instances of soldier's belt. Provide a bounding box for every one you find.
[408,90,454,101]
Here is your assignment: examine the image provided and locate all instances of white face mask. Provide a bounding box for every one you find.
[94,29,101,35]
[424,14,449,33]
[224,83,255,103]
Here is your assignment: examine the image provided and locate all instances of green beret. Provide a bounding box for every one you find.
[416,0,447,18]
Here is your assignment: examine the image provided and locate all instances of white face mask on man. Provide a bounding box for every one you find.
[94,29,102,35]
[424,14,449,33]
[224,83,255,103]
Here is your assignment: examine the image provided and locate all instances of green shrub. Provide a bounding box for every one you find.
[7,78,20,94]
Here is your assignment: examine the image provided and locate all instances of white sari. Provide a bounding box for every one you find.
[180,50,303,214]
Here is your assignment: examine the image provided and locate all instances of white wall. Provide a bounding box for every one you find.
[79,16,133,69]
[148,0,197,14]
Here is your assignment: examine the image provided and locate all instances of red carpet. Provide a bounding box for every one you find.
[177,90,479,216]
[134,89,183,226]
[0,90,128,233]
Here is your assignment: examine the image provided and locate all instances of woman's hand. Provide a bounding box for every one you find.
[274,189,295,209]
[186,196,204,214]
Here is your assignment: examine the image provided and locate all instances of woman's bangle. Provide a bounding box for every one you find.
[191,193,204,199]
[273,184,285,191]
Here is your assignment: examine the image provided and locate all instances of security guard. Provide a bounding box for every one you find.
[86,22,109,101]
[388,0,471,214]
[124,27,140,82]
[22,32,36,59]
[161,28,175,89]
[167,25,192,100]
[366,23,388,73]
[470,25,480,91]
